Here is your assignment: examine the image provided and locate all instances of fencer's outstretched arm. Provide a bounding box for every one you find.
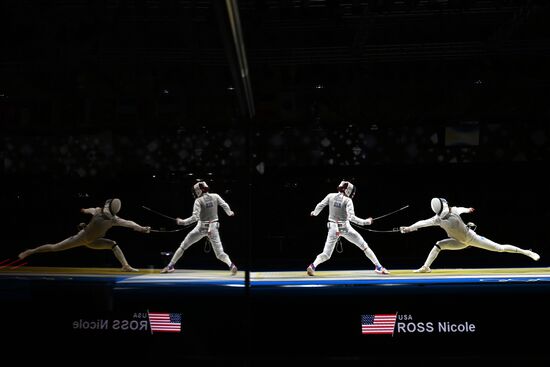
[216,194,235,216]
[453,206,475,215]
[81,207,100,215]
[114,217,151,233]
[346,200,372,226]
[400,216,438,233]
[176,200,200,226]
[311,194,331,216]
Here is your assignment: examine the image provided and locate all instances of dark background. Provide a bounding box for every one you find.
[2,0,549,271]
[2,1,550,364]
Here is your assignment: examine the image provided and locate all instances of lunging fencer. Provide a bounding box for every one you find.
[400,197,540,272]
[18,198,151,272]
[307,181,390,276]
[161,181,238,275]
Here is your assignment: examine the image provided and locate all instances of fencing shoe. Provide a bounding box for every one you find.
[161,264,175,273]
[121,265,139,272]
[527,250,540,261]
[375,266,390,275]
[18,249,32,260]
[414,265,431,273]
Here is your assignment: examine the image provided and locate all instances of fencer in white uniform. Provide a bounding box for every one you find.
[307,181,390,276]
[18,199,151,271]
[400,197,540,272]
[161,181,238,275]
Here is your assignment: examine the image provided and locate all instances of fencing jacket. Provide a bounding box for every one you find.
[312,193,370,226]
[177,193,233,226]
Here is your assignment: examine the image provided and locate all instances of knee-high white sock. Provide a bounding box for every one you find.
[216,252,232,267]
[363,247,381,268]
[112,245,129,267]
[424,246,441,268]
[313,253,329,268]
[499,244,524,254]
[169,247,185,266]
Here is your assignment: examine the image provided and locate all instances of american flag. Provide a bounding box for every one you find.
[148,312,182,333]
[361,314,397,335]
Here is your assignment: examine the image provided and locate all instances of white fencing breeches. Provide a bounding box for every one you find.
[170,222,232,267]
[313,222,381,268]
[423,231,530,268]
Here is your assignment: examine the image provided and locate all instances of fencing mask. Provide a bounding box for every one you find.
[431,197,449,217]
[338,181,356,199]
[104,198,121,217]
[192,181,209,198]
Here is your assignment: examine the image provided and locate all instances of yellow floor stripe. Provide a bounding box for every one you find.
[250,267,550,279]
[3,266,548,278]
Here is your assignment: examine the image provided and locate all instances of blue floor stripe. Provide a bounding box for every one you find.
[250,276,550,286]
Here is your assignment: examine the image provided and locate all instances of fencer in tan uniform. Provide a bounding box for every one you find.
[18,198,151,271]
